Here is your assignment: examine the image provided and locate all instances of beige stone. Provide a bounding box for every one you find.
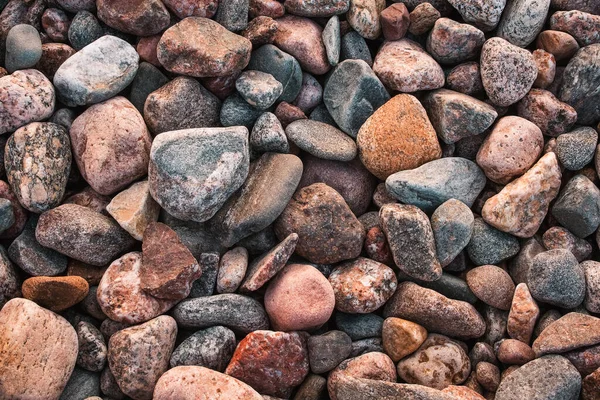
[106,180,160,240]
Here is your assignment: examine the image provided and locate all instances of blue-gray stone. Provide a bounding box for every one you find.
[59,367,101,400]
[49,108,76,131]
[467,218,520,266]
[220,93,262,128]
[247,44,302,103]
[322,15,340,66]
[129,62,169,113]
[170,326,236,371]
[0,198,14,234]
[420,273,478,304]
[555,127,598,171]
[431,199,474,267]
[5,24,42,73]
[309,103,337,126]
[335,312,383,340]
[552,174,600,238]
[341,31,373,66]
[68,11,104,51]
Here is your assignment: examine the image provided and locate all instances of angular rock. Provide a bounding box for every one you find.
[533,312,600,356]
[497,0,551,47]
[241,15,278,46]
[552,174,600,238]
[170,325,236,371]
[427,18,485,64]
[286,119,357,161]
[381,3,410,41]
[431,199,474,267]
[382,317,427,362]
[96,0,170,36]
[408,2,440,35]
[249,112,289,156]
[248,44,303,103]
[556,127,598,171]
[106,181,160,241]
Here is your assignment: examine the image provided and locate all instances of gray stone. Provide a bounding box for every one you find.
[323,15,340,66]
[431,199,474,267]
[68,11,103,51]
[129,62,169,113]
[286,119,357,161]
[556,127,598,170]
[308,330,352,374]
[59,367,100,400]
[509,237,545,285]
[340,31,372,66]
[149,127,249,223]
[236,225,278,255]
[426,18,485,64]
[0,245,19,308]
[189,253,220,297]
[350,337,384,357]
[170,326,236,372]
[215,0,248,31]
[323,60,389,138]
[552,174,600,238]
[420,273,478,304]
[249,112,289,156]
[447,0,506,31]
[528,249,585,308]
[54,35,139,107]
[0,199,13,234]
[236,70,283,110]
[309,103,337,125]
[76,321,107,372]
[49,108,76,131]
[583,260,600,313]
[247,44,302,103]
[386,157,486,213]
[5,24,42,73]
[220,93,262,128]
[497,0,551,47]
[335,312,384,340]
[172,294,269,334]
[467,218,520,266]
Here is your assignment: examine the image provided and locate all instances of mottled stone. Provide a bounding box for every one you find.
[42,8,70,42]
[544,226,592,262]
[532,49,556,89]
[537,30,580,61]
[446,62,483,96]
[188,252,219,297]
[59,367,100,400]
[307,330,352,374]
[552,174,600,238]
[284,0,349,16]
[467,218,520,265]
[426,18,485,65]
[466,265,515,310]
[136,34,162,67]
[556,127,598,171]
[496,0,550,47]
[170,326,236,371]
[76,321,106,372]
[215,247,248,294]
[336,312,384,340]
[157,17,251,78]
[129,62,169,113]
[0,298,78,400]
[517,88,577,136]
[35,43,76,81]
[550,10,600,46]
[106,181,159,241]
[96,0,170,36]
[67,11,103,51]
[583,261,600,313]
[431,199,474,267]
[583,368,600,400]
[286,119,357,161]
[408,2,440,35]
[275,101,307,127]
[507,283,539,344]
[347,0,385,39]
[0,247,19,307]
[340,30,373,66]
[163,0,219,18]
[321,15,341,67]
[380,3,409,40]
[533,312,600,356]
[446,0,506,31]
[249,112,288,156]
[63,186,110,214]
[0,181,26,239]
[215,0,249,31]
[242,16,278,46]
[22,275,88,311]
[221,93,262,128]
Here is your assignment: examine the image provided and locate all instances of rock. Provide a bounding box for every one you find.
[308,330,352,374]
[0,199,13,234]
[323,15,341,66]
[550,10,600,46]
[236,70,282,109]
[446,0,506,31]
[0,180,27,239]
[517,88,577,137]
[583,368,600,400]
[336,312,384,340]
[226,330,309,397]
[552,174,600,238]
[398,334,471,389]
[323,59,390,138]
[357,94,441,180]
[408,2,440,35]
[54,36,139,106]
[189,252,219,297]
[507,283,539,344]
[431,199,474,267]
[0,246,19,307]
[155,366,262,399]
[380,204,442,281]
[495,355,581,400]
[327,352,396,400]
[382,317,427,362]
[67,11,103,51]
[172,294,269,333]
[556,127,598,170]
[161,0,218,18]
[22,275,88,311]
[347,0,385,39]
[480,37,537,107]
[221,93,262,128]
[420,273,478,304]
[215,0,249,31]
[59,367,100,400]
[446,62,483,96]
[35,43,77,81]
[136,34,162,67]
[532,49,556,88]
[242,15,278,46]
[286,119,357,161]
[475,362,500,392]
[149,127,249,222]
[466,265,515,310]
[5,24,42,73]
[157,17,251,78]
[497,339,536,365]
[427,18,485,65]
[292,73,322,114]
[583,261,600,313]
[247,44,302,103]
[56,0,95,12]
[381,3,410,40]
[170,326,236,371]
[216,247,248,293]
[76,321,107,372]
[0,298,78,400]
[106,181,159,241]
[265,263,335,331]
[36,204,134,266]
[283,0,349,16]
[384,282,486,340]
[467,218,520,265]
[0,69,55,135]
[533,312,600,356]
[340,30,373,65]
[96,0,170,36]
[386,157,486,213]
[443,386,485,400]
[108,316,177,400]
[274,183,364,264]
[249,112,289,156]
[329,257,397,314]
[496,0,550,47]
[544,226,592,261]
[537,30,580,61]
[294,374,328,400]
[275,101,307,127]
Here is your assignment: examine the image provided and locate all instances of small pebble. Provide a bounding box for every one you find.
[408,2,440,35]
[543,226,592,261]
[466,265,515,310]
[507,283,539,344]
[286,119,357,161]
[552,174,600,238]
[382,317,427,362]
[466,218,520,266]
[555,127,598,171]
[76,321,107,372]
[517,88,577,137]
[170,325,236,371]
[307,330,352,374]
[5,24,42,73]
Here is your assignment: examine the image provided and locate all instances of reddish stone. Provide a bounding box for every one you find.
[274,101,307,128]
[549,10,600,46]
[63,186,111,214]
[442,385,486,400]
[201,71,241,100]
[347,0,386,39]
[97,0,171,36]
[327,352,396,400]
[446,62,484,96]
[67,259,107,286]
[250,0,285,18]
[380,3,410,40]
[518,88,578,137]
[497,339,536,365]
[216,247,248,293]
[533,312,600,356]
[533,49,556,89]
[583,367,600,400]
[225,330,309,398]
[507,283,539,345]
[241,16,279,46]
[41,8,70,42]
[0,180,27,239]
[408,2,440,35]
[137,34,162,67]
[22,275,89,311]
[563,344,600,376]
[543,226,592,261]
[364,226,394,265]
[466,265,515,310]
[536,30,580,61]
[35,43,76,80]
[162,0,219,18]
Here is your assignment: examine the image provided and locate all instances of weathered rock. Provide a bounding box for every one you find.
[532,49,556,89]
[537,30,580,61]
[446,0,505,31]
[544,226,592,262]
[466,265,515,310]
[533,312,600,356]
[431,199,474,267]
[340,30,373,65]
[216,247,248,293]
[307,330,352,374]
[76,321,107,372]
[5,24,42,73]
[215,0,249,31]
[467,218,521,265]
[249,112,289,156]
[248,44,303,103]
[446,62,484,96]
[556,127,598,171]
[35,43,76,81]
[381,3,410,40]
[496,0,550,47]
[96,0,170,36]
[22,275,88,311]
[583,261,600,313]
[284,0,349,16]
[236,70,282,109]
[552,174,600,238]
[170,326,236,371]
[507,283,539,344]
[188,252,219,297]
[106,181,159,241]
[59,367,100,400]
[550,10,600,46]
[427,18,485,64]
[241,15,278,46]
[336,312,384,341]
[67,10,103,51]
[408,2,440,35]
[0,246,19,307]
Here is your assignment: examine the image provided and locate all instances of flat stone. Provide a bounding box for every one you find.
[347,0,385,39]
[382,317,427,362]
[466,218,520,265]
[507,283,539,344]
[556,127,598,171]
[552,174,600,238]
[427,18,485,64]
[236,70,283,109]
[323,15,341,66]
[517,88,577,136]
[0,298,77,400]
[533,312,600,356]
[22,275,88,312]
[170,325,236,371]
[149,127,249,223]
[76,321,107,372]
[5,24,42,73]
[431,199,474,267]
[284,0,349,16]
[543,226,592,262]
[446,0,506,31]
[497,0,550,47]
[286,119,357,161]
[157,17,251,78]
[247,44,302,103]
[108,316,177,400]
[217,247,248,293]
[384,282,486,340]
[466,265,515,310]
[106,180,160,241]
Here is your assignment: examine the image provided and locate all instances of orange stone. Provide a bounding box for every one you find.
[382,317,427,362]
[22,275,89,311]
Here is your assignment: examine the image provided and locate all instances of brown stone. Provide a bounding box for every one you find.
[543,226,592,262]
[442,385,486,400]
[517,88,578,137]
[536,30,580,61]
[380,3,410,40]
[275,101,307,128]
[357,94,442,180]
[327,352,396,400]
[63,186,111,215]
[216,247,248,293]
[136,34,162,67]
[251,0,285,17]
[549,10,600,46]
[162,0,219,18]
[67,259,106,287]
[97,0,171,36]
[41,8,70,42]
[507,283,539,344]
[466,265,515,310]
[202,72,241,100]
[382,317,428,362]
[22,275,89,312]
[496,339,536,365]
[533,312,600,356]
[426,18,485,65]
[563,344,600,376]
[106,180,160,241]
[408,2,440,35]
[475,362,500,392]
[446,62,484,96]
[226,330,309,398]
[35,43,75,80]
[241,16,279,46]
[583,367,600,400]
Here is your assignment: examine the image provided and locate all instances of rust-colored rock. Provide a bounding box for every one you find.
[533,312,600,356]
[382,317,428,362]
[380,3,410,40]
[22,275,89,312]
[466,265,515,310]
[583,367,600,400]
[35,43,76,80]
[507,283,539,344]
[536,30,580,61]
[497,339,536,365]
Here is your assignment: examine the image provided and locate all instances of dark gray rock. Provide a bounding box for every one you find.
[307,330,352,374]
[236,70,283,110]
[286,119,357,161]
[323,60,389,138]
[309,103,337,125]
[496,0,551,47]
[5,24,42,73]
[247,44,302,103]
[169,326,236,372]
[81,286,106,321]
[236,225,279,255]
[171,294,269,334]
[59,367,101,400]
[556,127,598,170]
[528,249,585,308]
[386,157,486,213]
[552,174,600,238]
[129,62,169,113]
[431,199,474,267]
[335,312,383,340]
[49,108,76,131]
[420,273,478,304]
[77,321,107,372]
[68,11,103,51]
[322,15,340,66]
[0,245,20,307]
[0,198,14,233]
[220,93,262,128]
[249,112,289,157]
[426,18,485,64]
[100,367,126,400]
[467,217,520,265]
[340,31,372,66]
[215,0,248,31]
[189,253,219,297]
[293,374,327,400]
[350,338,384,357]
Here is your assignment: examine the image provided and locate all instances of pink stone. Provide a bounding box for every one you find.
[533,49,556,89]
[162,0,219,18]
[507,283,540,344]
[380,3,410,40]
[136,34,162,67]
[347,0,386,39]
[328,352,396,400]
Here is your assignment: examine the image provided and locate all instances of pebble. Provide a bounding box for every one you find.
[42,8,70,42]
[583,261,600,313]
[427,18,485,65]
[275,101,307,127]
[221,93,262,128]
[431,199,474,267]
[136,34,162,67]
[235,70,281,109]
[97,0,170,36]
[308,330,352,373]
[215,0,249,31]
[381,3,409,40]
[249,112,289,156]
[495,355,581,400]
[475,362,500,392]
[157,17,251,77]
[248,44,302,103]
[517,88,577,136]
[286,119,357,161]
[532,49,556,89]
[283,0,349,16]
[562,341,600,377]
[533,312,600,356]
[265,263,335,331]
[408,2,440,35]
[543,226,592,261]
[420,273,478,304]
[398,334,471,390]
[329,257,397,313]
[496,339,536,365]
[322,15,341,66]
[106,180,159,241]
[149,127,249,222]
[556,127,598,171]
[162,0,218,18]
[552,174,600,238]
[59,367,100,400]
[537,30,580,61]
[446,0,505,31]
[480,37,537,107]
[5,24,42,73]
[54,35,139,106]
[0,69,55,135]
[68,11,103,51]
[172,294,269,333]
[382,317,427,362]
[155,366,262,399]
[250,0,285,18]
[467,217,521,266]
[335,312,384,340]
[583,369,600,400]
[128,62,169,112]
[347,0,385,39]
[384,282,486,340]
[340,30,373,65]
[226,330,309,398]
[350,337,385,357]
[0,199,13,234]
[327,352,396,400]
[188,252,219,297]
[466,265,515,310]
[357,94,441,180]
[507,283,539,344]
[108,315,177,400]
[241,15,278,46]
[35,43,77,80]
[323,59,389,138]
[446,62,484,96]
[496,0,550,47]
[63,186,110,214]
[0,298,78,400]
[550,10,600,46]
[292,73,322,114]
[76,321,107,372]
[0,181,27,239]
[386,157,486,213]
[0,246,19,307]
[170,325,236,371]
[217,247,249,293]
[57,0,96,12]
[22,275,88,312]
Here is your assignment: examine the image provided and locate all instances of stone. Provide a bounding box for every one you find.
[427,18,485,65]
[533,313,600,356]
[583,261,600,313]
[68,11,103,51]
[106,181,159,241]
[467,218,520,265]
[381,3,409,40]
[294,374,327,400]
[351,337,384,357]
[544,226,592,262]
[157,17,251,78]
[398,334,471,389]
[528,249,585,309]
[97,0,170,36]
[583,368,600,400]
[357,94,441,180]
[76,321,107,372]
[466,265,515,310]
[537,30,580,61]
[249,112,289,156]
[496,0,550,47]
[283,0,349,16]
[59,367,100,400]
[495,355,581,400]
[308,330,352,374]
[188,252,219,297]
[221,93,262,128]
[347,0,385,39]
[217,247,248,293]
[340,30,373,65]
[323,59,390,138]
[323,15,341,66]
[149,127,249,222]
[265,263,335,331]
[552,174,600,238]
[170,326,236,371]
[556,127,598,171]
[248,44,302,103]
[420,273,478,304]
[236,70,282,110]
[446,62,483,96]
[431,199,474,267]
[382,317,427,362]
[63,187,111,215]
[550,10,600,46]
[0,199,13,234]
[0,298,77,400]
[22,275,88,312]
[5,24,42,73]
[443,386,485,400]
[286,119,357,161]
[155,366,262,399]
[250,0,285,18]
[274,183,364,264]
[129,62,169,112]
[336,313,384,340]
[108,316,177,400]
[0,180,27,239]
[292,73,322,114]
[517,88,577,137]
[215,0,249,31]
[497,339,536,365]
[136,34,162,67]
[329,257,397,314]
[242,16,278,46]
[56,0,95,12]
[384,282,486,340]
[507,283,539,344]
[226,330,309,397]
[54,36,139,107]
[475,362,500,392]
[162,0,219,18]
[480,37,537,107]
[380,204,442,281]
[275,101,307,127]
[532,49,556,89]
[408,2,440,35]
[562,344,600,378]
[482,152,561,238]
[0,246,19,307]
[35,43,76,81]
[172,294,269,333]
[0,69,55,135]
[446,0,506,31]
[386,157,486,213]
